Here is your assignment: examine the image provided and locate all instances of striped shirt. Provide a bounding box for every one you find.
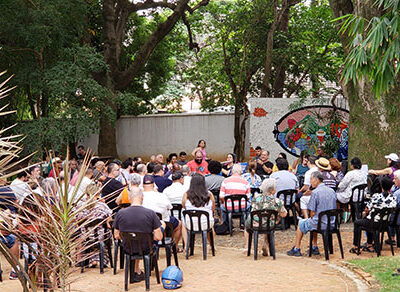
[219,174,250,210]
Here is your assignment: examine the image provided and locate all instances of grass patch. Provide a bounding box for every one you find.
[349,256,400,291]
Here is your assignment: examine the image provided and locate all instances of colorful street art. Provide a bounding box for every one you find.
[273,105,349,159]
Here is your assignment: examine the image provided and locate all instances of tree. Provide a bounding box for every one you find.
[329,0,400,167]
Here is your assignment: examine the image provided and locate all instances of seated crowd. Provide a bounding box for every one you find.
[1,142,400,284]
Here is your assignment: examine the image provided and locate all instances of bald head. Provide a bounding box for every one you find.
[129,186,143,205]
[232,163,242,175]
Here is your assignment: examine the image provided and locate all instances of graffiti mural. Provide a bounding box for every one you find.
[273,105,349,160]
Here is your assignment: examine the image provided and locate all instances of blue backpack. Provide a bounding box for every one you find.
[162,266,183,289]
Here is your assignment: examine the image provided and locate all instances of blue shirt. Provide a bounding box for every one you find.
[307,183,337,230]
[0,186,17,213]
[153,175,172,193]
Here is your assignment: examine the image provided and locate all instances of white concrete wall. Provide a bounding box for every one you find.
[82,112,248,161]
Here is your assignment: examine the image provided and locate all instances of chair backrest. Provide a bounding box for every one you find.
[350,184,368,203]
[156,212,174,239]
[316,209,340,232]
[80,218,109,241]
[370,207,395,230]
[250,188,261,196]
[170,204,183,220]
[249,209,278,232]
[223,194,248,213]
[276,189,297,206]
[391,206,400,226]
[182,210,211,231]
[120,231,154,256]
[298,176,305,189]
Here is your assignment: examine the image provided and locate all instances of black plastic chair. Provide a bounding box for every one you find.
[276,189,298,230]
[389,207,400,247]
[156,213,179,267]
[308,209,344,261]
[170,204,183,221]
[298,176,305,189]
[182,210,215,260]
[210,189,221,218]
[247,209,278,260]
[250,188,261,196]
[358,208,395,257]
[0,256,2,282]
[121,232,160,291]
[349,184,368,221]
[80,218,113,274]
[223,194,249,236]
[113,239,125,275]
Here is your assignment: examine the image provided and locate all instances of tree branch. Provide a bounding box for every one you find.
[182,13,199,51]
[186,0,210,14]
[126,0,177,13]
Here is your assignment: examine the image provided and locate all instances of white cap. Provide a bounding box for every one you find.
[385,153,399,162]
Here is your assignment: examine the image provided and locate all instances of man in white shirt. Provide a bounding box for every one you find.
[270,158,298,205]
[298,155,318,218]
[136,163,147,189]
[181,165,191,192]
[10,172,31,204]
[142,175,182,246]
[77,168,94,199]
[163,172,186,204]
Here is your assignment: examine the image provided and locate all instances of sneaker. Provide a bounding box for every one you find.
[311,246,320,255]
[287,246,302,257]
[385,239,395,245]
[9,271,18,280]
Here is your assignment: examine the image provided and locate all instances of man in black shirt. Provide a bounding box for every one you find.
[101,163,125,213]
[255,150,274,178]
[114,186,163,281]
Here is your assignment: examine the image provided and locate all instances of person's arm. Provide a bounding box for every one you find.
[114,228,121,240]
[219,182,226,203]
[115,193,122,205]
[209,191,215,212]
[309,210,316,218]
[369,167,392,176]
[279,204,288,218]
[182,192,188,209]
[153,227,163,241]
[191,147,200,157]
[221,167,230,176]
[262,163,273,174]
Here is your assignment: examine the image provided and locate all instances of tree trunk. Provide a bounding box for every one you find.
[98,114,118,157]
[329,0,400,168]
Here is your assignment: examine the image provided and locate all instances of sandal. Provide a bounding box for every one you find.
[362,245,376,253]
[349,247,361,255]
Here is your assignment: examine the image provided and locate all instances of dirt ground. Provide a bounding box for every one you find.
[0,222,391,291]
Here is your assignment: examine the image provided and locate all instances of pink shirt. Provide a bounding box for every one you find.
[187,160,209,175]
[219,174,250,210]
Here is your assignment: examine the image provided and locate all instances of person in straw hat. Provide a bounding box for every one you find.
[315,157,337,190]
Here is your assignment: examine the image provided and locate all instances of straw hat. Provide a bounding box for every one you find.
[315,157,331,171]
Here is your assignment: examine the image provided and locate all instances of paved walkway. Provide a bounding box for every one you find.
[0,245,368,292]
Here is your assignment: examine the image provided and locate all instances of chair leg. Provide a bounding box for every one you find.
[322,233,329,260]
[254,231,258,261]
[120,244,125,269]
[129,256,135,284]
[209,231,215,256]
[0,260,2,282]
[113,240,118,275]
[228,213,233,236]
[144,255,151,291]
[202,231,208,260]
[185,231,190,260]
[269,232,276,260]
[190,233,195,256]
[396,227,400,247]
[100,242,105,274]
[153,254,160,284]
[308,231,313,257]
[336,231,344,259]
[328,234,333,254]
[375,231,381,257]
[165,244,172,267]
[172,243,179,267]
[281,217,286,231]
[389,230,395,256]
[292,206,298,229]
[107,239,113,269]
[247,231,252,257]
[124,255,129,291]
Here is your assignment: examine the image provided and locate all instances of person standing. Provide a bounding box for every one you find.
[191,139,207,161]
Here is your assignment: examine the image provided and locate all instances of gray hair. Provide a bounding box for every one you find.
[261,178,276,195]
[311,171,324,182]
[182,165,190,174]
[136,164,147,174]
[130,173,141,185]
[394,170,400,180]
[41,177,57,194]
[231,163,242,175]
[128,186,143,202]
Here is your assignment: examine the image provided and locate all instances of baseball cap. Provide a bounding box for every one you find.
[385,153,399,162]
[143,174,154,184]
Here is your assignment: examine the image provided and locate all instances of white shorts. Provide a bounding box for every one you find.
[300,195,311,210]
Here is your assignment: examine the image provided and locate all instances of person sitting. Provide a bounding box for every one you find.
[336,157,367,204]
[166,153,178,172]
[387,170,400,244]
[255,150,274,179]
[113,187,163,283]
[163,172,187,205]
[219,164,251,226]
[142,175,182,248]
[0,208,20,279]
[153,164,172,193]
[177,151,188,166]
[329,158,345,183]
[93,160,107,183]
[287,171,337,257]
[369,153,400,180]
[298,155,318,218]
[118,158,134,184]
[182,174,215,250]
[293,150,309,180]
[101,163,125,214]
[181,165,192,191]
[270,158,298,205]
[115,173,142,207]
[244,178,287,256]
[0,176,18,213]
[187,150,210,176]
[315,157,337,190]
[76,168,94,199]
[241,161,262,195]
[272,153,293,172]
[205,160,225,192]
[349,176,397,254]
[221,153,237,177]
[10,171,31,204]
